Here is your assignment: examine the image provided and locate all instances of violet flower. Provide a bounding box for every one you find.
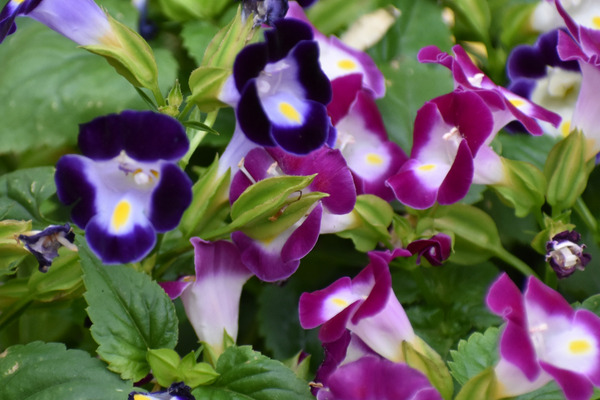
[18,223,77,272]
[329,75,407,201]
[229,145,356,281]
[506,29,580,137]
[160,239,252,355]
[545,230,591,278]
[299,249,415,362]
[129,382,195,400]
[553,0,600,157]
[386,90,493,209]
[241,0,289,27]
[232,18,333,154]
[286,2,385,98]
[55,111,192,264]
[0,0,117,45]
[487,273,600,400]
[316,356,442,400]
[406,233,452,266]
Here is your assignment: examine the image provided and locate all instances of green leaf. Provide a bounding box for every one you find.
[0,220,31,276]
[147,349,219,388]
[181,20,221,65]
[0,341,132,399]
[337,194,393,252]
[454,367,498,400]
[0,19,176,154]
[445,0,491,43]
[511,381,565,400]
[192,345,314,400]
[403,337,454,400]
[80,243,178,381]
[448,327,500,385]
[579,294,600,317]
[0,167,56,226]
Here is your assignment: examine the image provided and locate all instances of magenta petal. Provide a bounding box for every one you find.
[540,361,593,400]
[386,159,439,209]
[574,309,600,385]
[524,276,574,319]
[436,140,474,205]
[499,321,540,380]
[328,74,363,125]
[486,273,526,324]
[319,302,361,343]
[281,203,323,262]
[299,277,354,329]
[351,251,393,322]
[159,280,192,299]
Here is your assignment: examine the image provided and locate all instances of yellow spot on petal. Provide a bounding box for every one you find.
[332,298,349,307]
[366,153,384,165]
[338,59,357,70]
[561,121,571,138]
[150,169,159,178]
[133,395,153,400]
[417,164,436,171]
[510,98,525,108]
[279,102,301,123]
[569,339,592,355]
[593,16,600,29]
[111,200,132,232]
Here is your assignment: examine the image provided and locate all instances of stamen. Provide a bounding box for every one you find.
[442,127,460,141]
[529,323,548,334]
[468,73,485,88]
[237,157,257,184]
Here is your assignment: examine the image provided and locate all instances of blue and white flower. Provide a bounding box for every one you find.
[55,110,192,264]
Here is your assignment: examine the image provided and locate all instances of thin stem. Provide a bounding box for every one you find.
[574,197,598,234]
[493,246,539,279]
[151,84,166,107]
[178,101,196,122]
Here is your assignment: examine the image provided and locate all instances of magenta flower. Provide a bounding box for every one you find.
[229,145,356,281]
[386,90,493,209]
[406,233,452,266]
[299,249,414,362]
[487,273,600,400]
[160,239,252,355]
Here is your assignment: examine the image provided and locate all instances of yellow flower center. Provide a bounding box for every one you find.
[509,98,525,108]
[332,298,349,307]
[111,200,132,232]
[569,339,592,355]
[592,16,600,29]
[560,121,571,138]
[366,153,384,165]
[279,102,301,123]
[338,59,357,70]
[417,164,436,171]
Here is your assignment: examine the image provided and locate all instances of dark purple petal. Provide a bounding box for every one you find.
[292,40,332,104]
[266,18,313,62]
[280,202,322,261]
[237,81,275,147]
[406,233,452,266]
[229,147,275,204]
[351,251,393,323]
[86,218,156,264]
[319,302,361,343]
[270,101,329,154]
[233,43,269,93]
[540,361,593,400]
[313,331,353,394]
[78,113,125,160]
[507,45,547,80]
[55,155,97,228]
[436,139,474,205]
[190,237,251,280]
[148,163,192,232]
[0,0,42,43]
[328,74,363,125]
[296,0,317,7]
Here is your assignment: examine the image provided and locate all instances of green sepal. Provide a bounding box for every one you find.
[455,367,499,400]
[491,157,546,218]
[336,194,393,252]
[403,337,454,400]
[160,79,183,117]
[180,156,231,238]
[204,174,320,240]
[544,130,595,212]
[147,348,219,389]
[530,212,574,255]
[282,352,312,381]
[187,66,231,112]
[83,15,159,91]
[157,0,230,21]
[0,220,32,276]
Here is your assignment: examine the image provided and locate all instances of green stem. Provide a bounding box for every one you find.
[151,85,166,107]
[178,101,196,122]
[574,197,598,234]
[493,246,539,278]
[180,110,220,169]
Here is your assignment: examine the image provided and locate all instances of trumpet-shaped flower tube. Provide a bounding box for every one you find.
[299,249,413,362]
[233,18,333,154]
[160,239,252,355]
[487,273,600,400]
[0,0,117,45]
[316,356,442,400]
[55,111,192,264]
[230,145,356,281]
[386,90,493,209]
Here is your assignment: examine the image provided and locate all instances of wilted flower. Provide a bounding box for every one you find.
[406,233,452,266]
[55,111,192,264]
[545,230,591,278]
[241,0,289,26]
[487,273,600,400]
[129,382,195,400]
[18,223,77,272]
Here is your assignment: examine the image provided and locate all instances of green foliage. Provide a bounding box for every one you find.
[147,348,219,388]
[192,345,314,400]
[0,167,56,226]
[81,243,178,381]
[337,194,394,251]
[491,158,546,218]
[0,341,133,399]
[448,327,500,385]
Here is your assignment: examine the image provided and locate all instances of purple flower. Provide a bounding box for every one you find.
[286,2,385,98]
[328,75,407,201]
[241,0,289,26]
[129,382,195,400]
[299,249,414,362]
[317,356,442,400]
[229,145,356,281]
[545,230,591,278]
[386,90,493,209]
[553,0,600,157]
[160,239,252,355]
[406,233,452,266]
[18,223,77,272]
[232,18,333,154]
[55,111,192,264]
[487,273,600,400]
[0,0,116,45]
